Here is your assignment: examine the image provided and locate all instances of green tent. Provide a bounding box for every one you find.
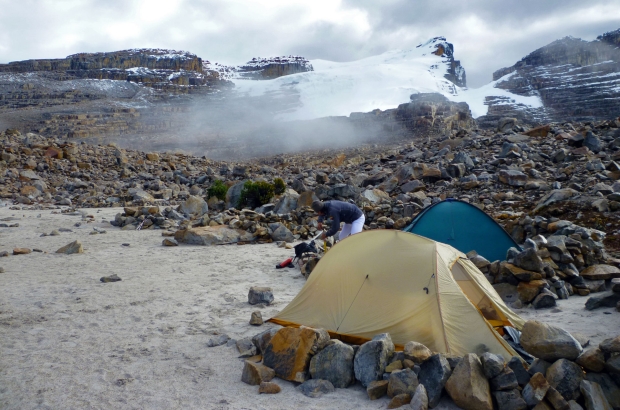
[403,198,520,262]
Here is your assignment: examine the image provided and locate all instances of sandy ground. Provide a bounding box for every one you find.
[0,206,619,410]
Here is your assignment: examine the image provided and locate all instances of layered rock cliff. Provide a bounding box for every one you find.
[234,56,313,80]
[478,29,620,126]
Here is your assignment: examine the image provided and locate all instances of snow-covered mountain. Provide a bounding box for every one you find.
[231,37,542,122]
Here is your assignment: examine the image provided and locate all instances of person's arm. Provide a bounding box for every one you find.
[324,209,340,237]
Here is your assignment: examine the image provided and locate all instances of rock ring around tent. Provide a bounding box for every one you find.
[402,198,521,263]
[269,230,524,360]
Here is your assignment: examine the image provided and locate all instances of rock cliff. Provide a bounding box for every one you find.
[422,37,467,88]
[479,29,620,126]
[234,56,313,80]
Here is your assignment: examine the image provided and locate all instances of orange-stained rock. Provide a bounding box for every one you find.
[387,393,412,409]
[262,327,327,382]
[517,280,546,303]
[13,248,32,255]
[258,381,281,394]
[45,147,63,159]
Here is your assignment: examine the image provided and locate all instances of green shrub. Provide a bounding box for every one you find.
[207,180,228,200]
[273,178,286,195]
[238,181,275,209]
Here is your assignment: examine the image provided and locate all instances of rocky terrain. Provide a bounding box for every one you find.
[479,29,620,127]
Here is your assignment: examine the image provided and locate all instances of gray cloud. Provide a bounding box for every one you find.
[0,0,619,87]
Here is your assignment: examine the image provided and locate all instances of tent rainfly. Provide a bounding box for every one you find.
[402,198,521,263]
[269,230,524,360]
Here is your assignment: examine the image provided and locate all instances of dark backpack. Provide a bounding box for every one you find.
[294,240,318,259]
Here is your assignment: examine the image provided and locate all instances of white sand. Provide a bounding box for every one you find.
[0,207,618,410]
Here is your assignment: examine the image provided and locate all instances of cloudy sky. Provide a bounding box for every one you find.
[1,0,619,87]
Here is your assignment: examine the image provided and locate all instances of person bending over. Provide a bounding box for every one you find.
[311,200,365,241]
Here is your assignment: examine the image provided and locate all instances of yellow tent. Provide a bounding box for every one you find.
[269,230,525,360]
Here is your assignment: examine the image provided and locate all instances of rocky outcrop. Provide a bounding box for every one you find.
[479,29,620,126]
[421,37,467,88]
[234,56,313,80]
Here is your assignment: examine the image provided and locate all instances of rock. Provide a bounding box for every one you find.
[533,189,578,213]
[367,380,389,400]
[575,348,606,372]
[502,263,542,281]
[493,389,528,410]
[499,170,528,187]
[508,357,531,387]
[529,358,552,376]
[174,226,255,245]
[178,195,209,216]
[251,328,279,354]
[480,352,505,379]
[362,189,391,203]
[225,181,245,209]
[309,340,355,388]
[514,248,544,272]
[387,393,412,409]
[584,372,620,410]
[258,381,281,394]
[580,265,620,280]
[410,384,429,410]
[517,280,546,303]
[520,320,582,361]
[13,248,32,255]
[418,353,452,408]
[248,287,274,305]
[600,335,620,354]
[100,274,121,283]
[249,311,263,325]
[445,353,492,410]
[241,360,275,385]
[546,359,584,401]
[387,368,419,398]
[273,189,299,214]
[532,292,557,309]
[207,334,230,347]
[263,327,328,382]
[585,291,620,310]
[584,279,607,293]
[296,379,334,398]
[580,380,613,410]
[490,367,519,391]
[403,341,433,364]
[162,238,178,246]
[606,355,620,378]
[523,373,550,407]
[354,333,395,387]
[269,222,294,242]
[612,278,620,292]
[236,338,257,357]
[386,361,403,373]
[545,386,571,410]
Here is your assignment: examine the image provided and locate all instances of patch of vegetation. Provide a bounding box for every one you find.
[273,178,286,195]
[207,180,228,200]
[238,181,275,209]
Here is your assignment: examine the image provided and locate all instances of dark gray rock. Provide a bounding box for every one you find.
[532,292,557,309]
[252,328,279,354]
[296,379,335,398]
[269,222,294,242]
[584,132,603,153]
[528,358,552,376]
[585,291,620,310]
[584,372,620,410]
[410,383,429,410]
[513,248,544,272]
[309,340,355,388]
[580,380,613,410]
[418,353,452,408]
[493,389,528,410]
[507,357,531,387]
[207,334,230,347]
[248,287,274,305]
[480,352,505,379]
[546,358,584,401]
[354,333,395,387]
[490,367,519,391]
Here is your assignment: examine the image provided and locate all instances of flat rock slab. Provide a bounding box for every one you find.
[580,264,620,280]
[174,225,255,245]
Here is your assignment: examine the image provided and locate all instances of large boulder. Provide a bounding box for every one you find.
[309,340,355,388]
[263,327,329,382]
[174,226,255,245]
[445,353,492,410]
[387,368,419,398]
[513,248,544,272]
[576,348,606,372]
[520,320,583,361]
[354,333,395,387]
[418,354,452,408]
[178,195,209,216]
[225,181,245,209]
[273,189,299,214]
[546,359,584,402]
[269,222,294,242]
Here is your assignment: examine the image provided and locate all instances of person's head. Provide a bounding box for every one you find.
[311,200,325,215]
